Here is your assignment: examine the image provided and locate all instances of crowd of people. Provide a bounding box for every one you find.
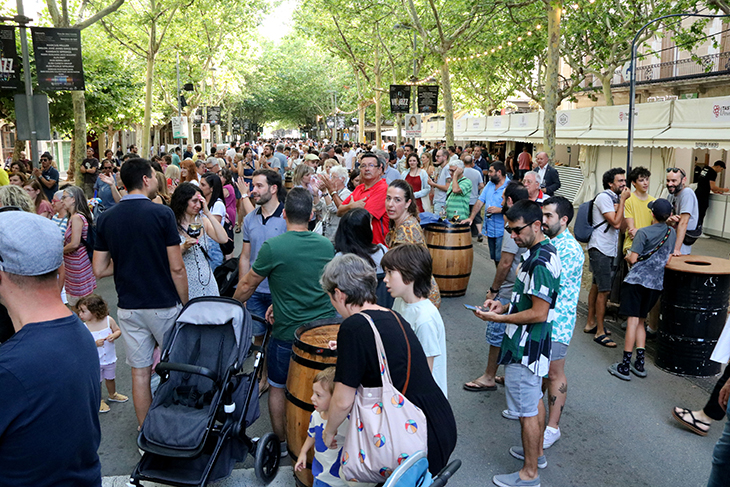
[1,137,729,487]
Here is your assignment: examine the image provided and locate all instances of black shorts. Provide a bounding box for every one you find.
[619,283,662,319]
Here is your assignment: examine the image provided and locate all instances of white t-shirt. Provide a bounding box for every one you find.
[433,165,451,205]
[344,149,355,170]
[226,148,236,161]
[308,411,348,487]
[392,298,448,398]
[588,190,619,257]
[211,199,227,223]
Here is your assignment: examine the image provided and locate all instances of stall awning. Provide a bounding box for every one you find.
[454,117,468,140]
[420,119,445,140]
[465,117,486,137]
[477,115,509,140]
[501,112,541,141]
[577,101,671,147]
[652,96,730,150]
[525,107,593,145]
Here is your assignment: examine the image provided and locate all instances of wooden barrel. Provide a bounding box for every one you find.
[424,223,473,297]
[657,256,730,376]
[285,174,293,190]
[286,318,340,487]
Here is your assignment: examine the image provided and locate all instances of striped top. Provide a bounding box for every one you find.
[63,213,96,297]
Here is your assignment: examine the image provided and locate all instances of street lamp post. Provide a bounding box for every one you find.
[626,12,730,172]
[15,0,38,168]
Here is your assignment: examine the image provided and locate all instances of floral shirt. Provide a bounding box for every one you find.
[549,229,584,345]
[499,238,561,377]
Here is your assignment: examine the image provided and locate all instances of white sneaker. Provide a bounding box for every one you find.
[502,409,519,420]
[543,426,561,449]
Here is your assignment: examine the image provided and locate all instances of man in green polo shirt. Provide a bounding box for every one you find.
[445,159,472,221]
[234,187,335,452]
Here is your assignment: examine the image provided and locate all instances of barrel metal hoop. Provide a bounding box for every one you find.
[427,244,474,250]
[425,226,470,233]
[433,273,472,279]
[293,321,341,357]
[285,390,315,412]
[290,352,334,370]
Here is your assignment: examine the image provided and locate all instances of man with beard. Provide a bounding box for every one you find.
[260,144,280,173]
[540,196,584,449]
[464,162,509,261]
[463,182,528,393]
[238,169,288,355]
[427,149,451,216]
[474,199,560,487]
[666,167,700,255]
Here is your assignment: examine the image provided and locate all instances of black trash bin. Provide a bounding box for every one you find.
[657,255,730,377]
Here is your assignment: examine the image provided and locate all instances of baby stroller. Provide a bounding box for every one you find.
[382,451,461,487]
[129,296,280,487]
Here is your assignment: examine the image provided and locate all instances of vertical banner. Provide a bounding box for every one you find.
[418,85,439,113]
[30,27,85,91]
[201,123,211,139]
[207,106,221,125]
[0,26,20,90]
[172,116,188,138]
[405,114,422,138]
[389,85,411,114]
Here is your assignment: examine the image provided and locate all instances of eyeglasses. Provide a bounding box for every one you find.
[666,167,686,177]
[61,194,72,200]
[505,220,536,235]
[40,158,48,162]
[361,163,378,169]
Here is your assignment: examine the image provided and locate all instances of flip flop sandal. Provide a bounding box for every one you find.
[594,334,617,348]
[672,407,710,436]
[584,325,611,335]
[463,382,497,392]
[495,376,505,385]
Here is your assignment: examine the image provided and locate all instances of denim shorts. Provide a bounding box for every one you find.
[504,363,543,418]
[588,248,616,293]
[485,296,510,347]
[247,292,272,336]
[267,338,293,388]
[487,236,503,263]
[550,341,569,361]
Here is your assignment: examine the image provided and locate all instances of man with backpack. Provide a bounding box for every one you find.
[585,168,630,348]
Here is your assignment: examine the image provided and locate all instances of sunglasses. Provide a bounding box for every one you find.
[505,220,537,235]
[666,167,686,177]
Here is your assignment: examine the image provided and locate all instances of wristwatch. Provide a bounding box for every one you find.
[489,287,499,294]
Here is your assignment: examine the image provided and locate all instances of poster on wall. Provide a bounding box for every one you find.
[0,26,20,90]
[31,27,85,91]
[389,85,411,114]
[418,85,439,113]
[172,116,188,138]
[207,106,221,125]
[201,123,211,139]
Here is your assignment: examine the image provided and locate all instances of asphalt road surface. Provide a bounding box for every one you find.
[98,234,722,486]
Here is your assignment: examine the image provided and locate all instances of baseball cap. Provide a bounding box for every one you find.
[648,198,672,220]
[0,210,63,276]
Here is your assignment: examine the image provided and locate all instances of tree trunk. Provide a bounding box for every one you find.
[600,74,615,106]
[396,113,402,147]
[67,134,75,181]
[71,90,87,181]
[12,138,25,162]
[543,0,562,161]
[440,60,455,147]
[142,14,157,160]
[374,45,382,149]
[358,101,365,144]
[106,125,114,151]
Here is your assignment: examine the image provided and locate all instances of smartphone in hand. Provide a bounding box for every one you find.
[464,304,483,312]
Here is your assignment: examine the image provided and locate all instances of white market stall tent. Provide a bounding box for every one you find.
[501,112,541,141]
[652,96,730,151]
[477,115,509,141]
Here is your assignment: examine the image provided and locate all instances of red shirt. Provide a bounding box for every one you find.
[342,178,390,245]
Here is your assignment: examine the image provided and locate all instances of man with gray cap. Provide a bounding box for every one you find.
[0,210,101,485]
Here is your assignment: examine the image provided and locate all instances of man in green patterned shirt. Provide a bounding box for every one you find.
[444,160,472,221]
[474,199,561,487]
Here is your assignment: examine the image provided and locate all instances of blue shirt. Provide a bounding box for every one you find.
[93,174,117,209]
[0,314,101,486]
[274,152,288,177]
[478,178,509,238]
[41,166,59,202]
[242,202,287,294]
[550,229,584,345]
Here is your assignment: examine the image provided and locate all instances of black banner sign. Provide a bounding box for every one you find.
[207,106,221,125]
[418,85,439,113]
[389,85,411,114]
[193,107,203,125]
[31,27,85,91]
[0,26,20,90]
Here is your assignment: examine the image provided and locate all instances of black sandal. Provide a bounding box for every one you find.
[672,407,710,436]
[593,334,617,348]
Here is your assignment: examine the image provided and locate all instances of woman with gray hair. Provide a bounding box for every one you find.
[320,165,351,241]
[319,254,457,476]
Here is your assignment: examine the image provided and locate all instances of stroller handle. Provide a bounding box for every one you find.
[430,459,461,487]
[156,362,219,384]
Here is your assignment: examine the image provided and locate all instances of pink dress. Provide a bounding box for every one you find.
[63,214,96,298]
[223,184,236,224]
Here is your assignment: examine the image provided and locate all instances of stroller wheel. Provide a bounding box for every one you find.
[254,432,281,484]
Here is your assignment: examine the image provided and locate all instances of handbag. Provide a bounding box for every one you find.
[340,311,428,483]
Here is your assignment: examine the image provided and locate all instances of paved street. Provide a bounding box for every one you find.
[98,233,724,487]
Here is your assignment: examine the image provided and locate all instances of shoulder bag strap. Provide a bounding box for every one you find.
[389,310,412,395]
[358,312,396,389]
[636,227,672,262]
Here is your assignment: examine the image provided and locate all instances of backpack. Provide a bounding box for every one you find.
[574,192,610,243]
[80,222,96,261]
